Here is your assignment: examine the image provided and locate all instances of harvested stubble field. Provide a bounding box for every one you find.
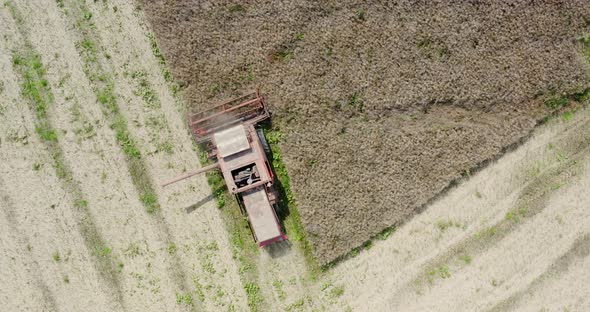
[1,1,249,311]
[2,0,590,312]
[141,0,590,264]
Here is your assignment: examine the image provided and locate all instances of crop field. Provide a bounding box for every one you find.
[1,1,590,312]
[141,0,590,264]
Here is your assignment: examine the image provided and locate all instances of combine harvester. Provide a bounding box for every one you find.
[163,90,287,247]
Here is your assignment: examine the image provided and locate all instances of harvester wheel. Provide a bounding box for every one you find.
[256,128,272,157]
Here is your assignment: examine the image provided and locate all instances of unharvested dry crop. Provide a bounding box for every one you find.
[142,0,590,264]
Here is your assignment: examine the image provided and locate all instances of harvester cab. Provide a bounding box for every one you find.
[162,90,287,247]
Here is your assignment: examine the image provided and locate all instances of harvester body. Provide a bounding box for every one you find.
[164,90,286,247]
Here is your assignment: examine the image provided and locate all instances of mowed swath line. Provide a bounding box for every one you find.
[487,233,590,312]
[0,21,113,310]
[50,0,200,309]
[127,1,289,309]
[0,190,57,312]
[13,0,189,310]
[372,110,590,311]
[87,0,251,310]
[407,143,588,294]
[313,109,590,310]
[55,0,192,293]
[2,1,125,309]
[508,251,590,311]
[386,112,590,304]
[0,31,58,308]
[393,147,590,311]
[386,152,589,311]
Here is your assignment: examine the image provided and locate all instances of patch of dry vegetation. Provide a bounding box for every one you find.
[142,0,590,264]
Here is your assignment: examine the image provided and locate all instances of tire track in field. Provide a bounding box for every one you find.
[3,1,126,308]
[393,154,590,311]
[487,233,590,312]
[386,118,590,305]
[0,15,114,311]
[0,188,58,312]
[318,108,590,311]
[129,1,314,309]
[122,2,310,309]
[54,0,199,309]
[94,1,253,310]
[15,0,186,305]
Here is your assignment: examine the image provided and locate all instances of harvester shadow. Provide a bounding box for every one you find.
[257,121,293,234]
[184,194,215,214]
[265,240,292,259]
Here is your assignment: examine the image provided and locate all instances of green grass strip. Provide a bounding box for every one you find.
[136,7,264,309]
[133,4,264,311]
[57,3,199,309]
[136,14,264,309]
[6,0,124,303]
[198,151,263,311]
[261,126,320,279]
[64,0,160,214]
